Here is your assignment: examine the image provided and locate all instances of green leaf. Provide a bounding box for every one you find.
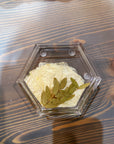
[70,78,79,88]
[52,78,59,95]
[60,77,67,89]
[58,93,75,104]
[45,98,60,108]
[64,87,69,93]
[55,91,63,99]
[68,83,74,90]
[78,83,90,89]
[41,77,90,108]
[65,94,75,101]
[51,98,59,105]
[67,82,77,95]
[45,103,56,108]
[46,86,51,97]
[41,91,47,105]
[69,86,76,94]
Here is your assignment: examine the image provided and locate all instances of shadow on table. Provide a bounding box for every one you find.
[52,117,103,144]
[0,0,72,9]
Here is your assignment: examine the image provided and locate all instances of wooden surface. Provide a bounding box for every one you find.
[0,0,114,144]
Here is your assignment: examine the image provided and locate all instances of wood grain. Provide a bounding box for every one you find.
[0,0,114,144]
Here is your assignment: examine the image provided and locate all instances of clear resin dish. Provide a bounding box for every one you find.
[17,43,101,119]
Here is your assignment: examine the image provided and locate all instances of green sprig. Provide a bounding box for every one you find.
[41,77,90,108]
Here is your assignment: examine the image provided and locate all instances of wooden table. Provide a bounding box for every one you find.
[0,0,114,144]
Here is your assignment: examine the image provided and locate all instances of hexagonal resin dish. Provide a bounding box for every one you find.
[17,43,101,119]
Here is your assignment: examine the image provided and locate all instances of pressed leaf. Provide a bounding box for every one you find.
[78,83,90,89]
[52,78,59,95]
[45,98,60,108]
[41,77,90,108]
[41,91,44,105]
[59,94,75,104]
[55,90,66,103]
[60,77,67,89]
[68,83,74,91]
[51,98,59,105]
[66,94,75,101]
[64,87,69,94]
[67,82,77,94]
[70,78,79,88]
[55,92,63,99]
[45,103,56,108]
[46,86,51,97]
[69,86,76,94]
[41,91,47,105]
